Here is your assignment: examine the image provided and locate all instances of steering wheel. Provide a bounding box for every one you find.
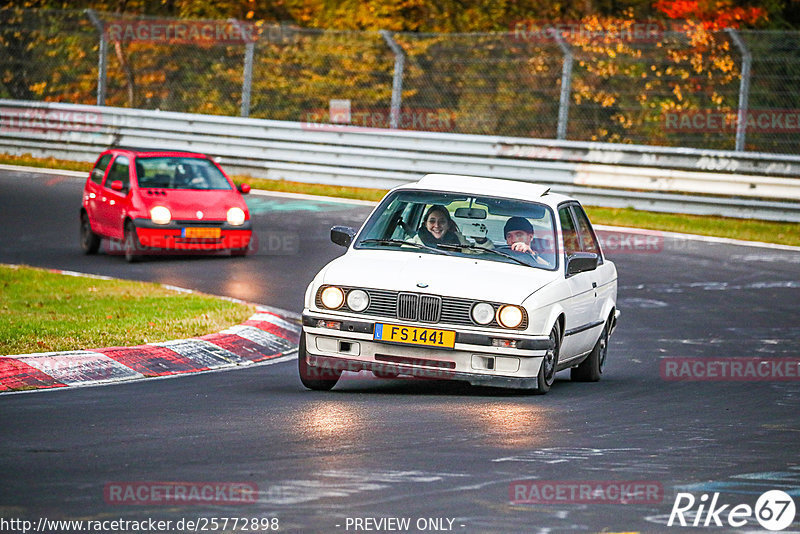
[497,243,536,259]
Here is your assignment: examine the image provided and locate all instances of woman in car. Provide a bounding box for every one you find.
[412,205,468,247]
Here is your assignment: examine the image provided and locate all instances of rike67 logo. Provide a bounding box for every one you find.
[668,490,796,531]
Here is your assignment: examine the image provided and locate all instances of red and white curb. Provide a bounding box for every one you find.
[0,268,300,394]
[0,309,299,394]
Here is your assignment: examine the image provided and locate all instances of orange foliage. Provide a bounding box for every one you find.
[653,0,768,29]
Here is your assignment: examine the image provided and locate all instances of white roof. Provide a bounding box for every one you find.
[401,174,572,207]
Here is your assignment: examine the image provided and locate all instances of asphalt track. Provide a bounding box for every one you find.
[1,168,800,534]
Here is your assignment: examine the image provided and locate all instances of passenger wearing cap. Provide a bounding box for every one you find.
[504,216,548,265]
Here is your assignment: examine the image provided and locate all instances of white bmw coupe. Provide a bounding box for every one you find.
[299,174,619,394]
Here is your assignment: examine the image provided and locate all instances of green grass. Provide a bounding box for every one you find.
[0,153,91,173]
[0,265,255,355]
[239,176,388,202]
[2,152,798,247]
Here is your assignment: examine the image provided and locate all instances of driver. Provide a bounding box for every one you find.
[504,216,549,266]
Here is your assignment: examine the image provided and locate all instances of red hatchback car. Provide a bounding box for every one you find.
[80,149,252,261]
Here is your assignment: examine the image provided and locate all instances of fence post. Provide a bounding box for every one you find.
[241,42,255,117]
[553,31,573,140]
[726,28,751,152]
[231,19,255,118]
[85,9,106,106]
[380,30,405,129]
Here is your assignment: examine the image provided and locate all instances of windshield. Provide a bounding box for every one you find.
[355,190,558,270]
[134,157,232,190]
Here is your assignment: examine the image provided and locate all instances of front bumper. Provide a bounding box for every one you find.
[132,219,252,251]
[302,311,551,389]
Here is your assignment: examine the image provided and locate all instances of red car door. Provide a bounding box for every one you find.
[97,155,132,241]
[84,153,113,236]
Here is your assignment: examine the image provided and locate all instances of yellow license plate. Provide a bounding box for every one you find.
[183,227,221,238]
[374,323,456,349]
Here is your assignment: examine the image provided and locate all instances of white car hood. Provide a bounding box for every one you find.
[319,249,559,304]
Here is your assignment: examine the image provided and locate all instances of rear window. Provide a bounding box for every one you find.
[134,157,232,190]
[572,205,601,257]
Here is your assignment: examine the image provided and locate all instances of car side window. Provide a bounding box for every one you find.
[104,156,130,193]
[559,206,580,257]
[90,154,112,185]
[572,205,602,259]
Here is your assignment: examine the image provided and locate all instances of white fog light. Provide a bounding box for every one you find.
[471,302,494,325]
[150,206,171,225]
[227,207,246,226]
[346,289,369,312]
[497,305,524,329]
[320,286,345,309]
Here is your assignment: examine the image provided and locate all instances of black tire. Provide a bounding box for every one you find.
[535,323,560,394]
[571,321,609,382]
[124,223,141,263]
[80,213,101,254]
[298,334,341,391]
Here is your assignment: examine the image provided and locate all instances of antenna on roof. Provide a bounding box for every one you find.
[541,187,551,196]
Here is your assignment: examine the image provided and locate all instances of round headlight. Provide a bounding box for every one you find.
[471,302,495,325]
[497,305,524,329]
[150,206,171,225]
[320,286,345,309]
[227,207,246,226]
[346,289,369,312]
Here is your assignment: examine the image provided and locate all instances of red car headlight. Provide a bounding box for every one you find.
[227,207,246,226]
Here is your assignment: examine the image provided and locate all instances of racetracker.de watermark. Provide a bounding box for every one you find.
[104,230,299,256]
[511,19,666,43]
[663,110,800,134]
[104,19,258,44]
[510,480,663,504]
[595,229,665,254]
[661,357,800,382]
[0,107,103,134]
[302,356,456,381]
[104,482,258,505]
[301,108,461,132]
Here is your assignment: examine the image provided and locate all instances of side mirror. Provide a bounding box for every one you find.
[237,183,251,194]
[110,180,124,192]
[331,226,356,248]
[566,252,599,276]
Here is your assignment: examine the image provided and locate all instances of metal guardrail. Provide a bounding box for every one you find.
[1,100,799,222]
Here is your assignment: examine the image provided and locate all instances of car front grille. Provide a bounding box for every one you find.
[419,295,442,323]
[397,293,419,321]
[396,293,442,323]
[315,286,527,330]
[173,220,225,227]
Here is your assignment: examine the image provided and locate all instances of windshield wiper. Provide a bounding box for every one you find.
[359,238,451,256]
[436,243,533,267]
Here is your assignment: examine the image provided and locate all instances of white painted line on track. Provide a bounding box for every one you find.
[0,163,86,177]
[248,188,377,206]
[593,224,800,252]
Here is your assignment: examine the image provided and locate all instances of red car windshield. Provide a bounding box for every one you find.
[135,157,232,190]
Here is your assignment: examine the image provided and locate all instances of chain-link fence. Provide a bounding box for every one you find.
[2,8,798,154]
